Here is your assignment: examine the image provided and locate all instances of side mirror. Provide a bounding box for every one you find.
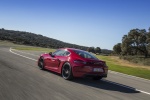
[49,52,55,57]
[49,52,52,55]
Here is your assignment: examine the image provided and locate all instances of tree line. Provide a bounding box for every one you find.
[0,28,89,50]
[113,28,150,57]
[86,47,112,55]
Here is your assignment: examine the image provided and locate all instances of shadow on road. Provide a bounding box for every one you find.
[44,69,140,94]
[70,78,140,93]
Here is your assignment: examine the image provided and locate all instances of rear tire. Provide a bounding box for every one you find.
[92,76,102,80]
[38,57,45,70]
[62,62,73,80]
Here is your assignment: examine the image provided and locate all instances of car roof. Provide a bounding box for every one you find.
[59,48,84,51]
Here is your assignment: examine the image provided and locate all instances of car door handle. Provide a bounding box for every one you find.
[51,58,58,61]
[51,58,60,62]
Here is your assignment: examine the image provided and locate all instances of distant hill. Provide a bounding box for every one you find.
[0,28,88,50]
[0,28,112,54]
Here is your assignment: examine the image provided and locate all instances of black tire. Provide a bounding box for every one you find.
[62,62,73,80]
[92,76,102,80]
[38,57,45,70]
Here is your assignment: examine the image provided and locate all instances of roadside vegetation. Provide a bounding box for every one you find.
[0,40,55,52]
[97,55,150,80]
[113,28,150,66]
[13,47,56,52]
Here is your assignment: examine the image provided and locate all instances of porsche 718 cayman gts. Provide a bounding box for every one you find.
[38,48,108,80]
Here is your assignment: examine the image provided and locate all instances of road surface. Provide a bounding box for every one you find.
[0,46,150,100]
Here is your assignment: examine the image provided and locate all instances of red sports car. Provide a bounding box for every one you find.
[38,48,108,80]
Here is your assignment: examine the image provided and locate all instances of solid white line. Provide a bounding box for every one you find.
[9,48,150,95]
[136,89,150,95]
[11,48,39,57]
[10,48,37,61]
[109,70,150,82]
[102,79,150,95]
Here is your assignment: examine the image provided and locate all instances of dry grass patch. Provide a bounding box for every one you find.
[109,56,150,70]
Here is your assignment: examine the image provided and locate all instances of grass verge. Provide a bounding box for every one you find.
[97,55,150,80]
[13,47,55,52]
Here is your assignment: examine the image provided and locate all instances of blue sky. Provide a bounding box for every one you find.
[0,0,150,50]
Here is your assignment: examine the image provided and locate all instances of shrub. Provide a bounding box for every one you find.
[119,56,150,66]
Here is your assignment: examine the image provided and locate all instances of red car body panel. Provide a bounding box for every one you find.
[38,48,108,78]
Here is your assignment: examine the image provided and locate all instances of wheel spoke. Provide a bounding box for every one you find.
[62,63,73,80]
[63,66,70,78]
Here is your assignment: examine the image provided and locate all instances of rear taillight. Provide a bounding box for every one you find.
[74,60,87,64]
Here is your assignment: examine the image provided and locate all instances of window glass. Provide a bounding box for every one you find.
[63,51,70,56]
[53,50,70,56]
[53,50,66,56]
[73,50,98,60]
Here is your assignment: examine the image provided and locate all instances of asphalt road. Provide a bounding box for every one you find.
[0,46,150,100]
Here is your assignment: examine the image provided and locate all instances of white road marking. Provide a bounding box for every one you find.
[10,48,37,61]
[109,70,150,82]
[102,79,150,95]
[9,48,150,95]
[11,48,39,57]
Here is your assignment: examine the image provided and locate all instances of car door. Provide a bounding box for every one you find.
[46,50,66,68]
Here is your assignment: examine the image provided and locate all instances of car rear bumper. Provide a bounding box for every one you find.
[72,66,108,78]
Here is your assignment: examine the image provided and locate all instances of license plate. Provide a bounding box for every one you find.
[93,68,103,72]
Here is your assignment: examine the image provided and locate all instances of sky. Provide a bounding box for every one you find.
[0,0,150,50]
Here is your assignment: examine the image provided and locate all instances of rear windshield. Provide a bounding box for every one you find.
[73,50,98,60]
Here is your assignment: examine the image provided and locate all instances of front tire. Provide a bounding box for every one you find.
[38,57,45,70]
[62,62,73,80]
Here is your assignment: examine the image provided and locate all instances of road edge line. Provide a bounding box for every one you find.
[109,70,150,82]
[10,48,37,61]
[11,48,39,57]
[102,79,150,95]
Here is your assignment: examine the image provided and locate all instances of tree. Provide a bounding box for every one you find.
[121,35,132,55]
[146,30,150,55]
[95,47,101,54]
[121,28,149,57]
[87,47,95,53]
[113,43,121,55]
[129,29,148,57]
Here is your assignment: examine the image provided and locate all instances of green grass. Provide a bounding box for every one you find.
[0,41,55,52]
[0,40,16,46]
[97,55,150,80]
[13,47,56,52]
